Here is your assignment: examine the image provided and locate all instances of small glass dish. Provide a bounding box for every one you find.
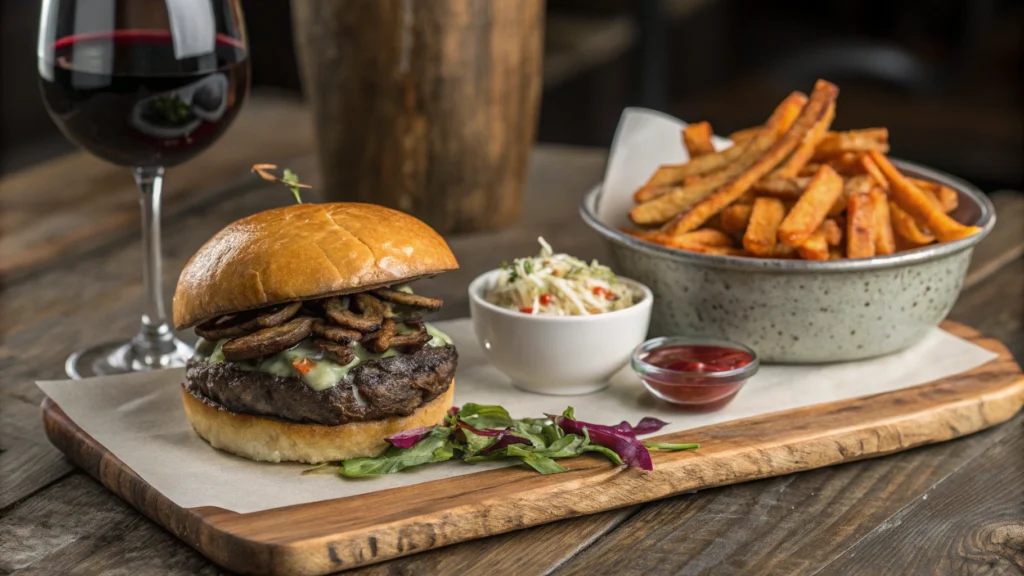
[631,336,760,412]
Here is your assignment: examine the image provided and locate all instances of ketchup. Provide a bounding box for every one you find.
[638,344,755,412]
[645,345,753,373]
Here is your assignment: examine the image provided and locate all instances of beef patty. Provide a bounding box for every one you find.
[185,345,457,426]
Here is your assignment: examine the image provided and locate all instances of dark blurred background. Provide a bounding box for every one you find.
[3,0,1022,190]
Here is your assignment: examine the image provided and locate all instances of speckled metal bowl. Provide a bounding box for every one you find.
[580,159,996,363]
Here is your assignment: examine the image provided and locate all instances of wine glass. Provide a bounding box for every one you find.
[37,0,250,378]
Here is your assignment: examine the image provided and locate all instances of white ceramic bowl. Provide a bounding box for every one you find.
[468,269,654,395]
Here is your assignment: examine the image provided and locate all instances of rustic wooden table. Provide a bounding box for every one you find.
[1,97,1022,575]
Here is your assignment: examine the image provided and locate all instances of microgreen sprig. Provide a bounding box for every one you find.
[252,163,312,204]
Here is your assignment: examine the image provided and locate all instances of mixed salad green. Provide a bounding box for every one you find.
[306,404,698,477]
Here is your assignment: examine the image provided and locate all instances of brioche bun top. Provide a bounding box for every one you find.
[172,203,458,329]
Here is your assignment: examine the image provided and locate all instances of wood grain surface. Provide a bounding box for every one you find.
[819,425,1024,575]
[38,322,1024,575]
[292,0,544,233]
[556,418,1021,576]
[2,97,1023,575]
[0,96,314,282]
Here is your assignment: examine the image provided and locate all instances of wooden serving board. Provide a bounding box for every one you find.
[40,322,1024,576]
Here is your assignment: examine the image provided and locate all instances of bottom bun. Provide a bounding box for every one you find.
[181,380,454,463]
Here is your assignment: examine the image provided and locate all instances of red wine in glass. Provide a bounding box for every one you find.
[41,30,248,168]
[38,0,250,378]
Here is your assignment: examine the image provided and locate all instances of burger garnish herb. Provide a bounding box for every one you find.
[251,163,311,203]
[331,404,699,476]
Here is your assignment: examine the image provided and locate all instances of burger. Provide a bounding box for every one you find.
[172,202,458,464]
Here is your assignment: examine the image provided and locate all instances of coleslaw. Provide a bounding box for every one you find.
[485,238,636,316]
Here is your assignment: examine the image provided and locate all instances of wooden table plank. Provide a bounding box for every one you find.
[964,191,1024,290]
[0,142,607,434]
[0,144,605,401]
[40,319,1020,574]
[0,466,630,576]
[2,110,1022,575]
[0,95,314,282]
[0,144,621,575]
[0,396,73,510]
[552,414,1023,576]
[0,473,230,576]
[0,145,610,573]
[554,241,1024,576]
[818,422,1024,575]
[950,258,1024,361]
[553,195,1024,576]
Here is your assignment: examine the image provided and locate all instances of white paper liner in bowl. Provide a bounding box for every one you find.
[597,108,733,228]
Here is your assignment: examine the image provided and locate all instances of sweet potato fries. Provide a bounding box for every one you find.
[622,79,979,260]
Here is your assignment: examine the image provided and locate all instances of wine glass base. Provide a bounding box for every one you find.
[65,337,193,379]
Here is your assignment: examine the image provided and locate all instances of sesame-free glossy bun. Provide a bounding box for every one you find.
[173,203,458,329]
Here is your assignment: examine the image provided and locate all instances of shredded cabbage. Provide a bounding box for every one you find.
[485,238,635,316]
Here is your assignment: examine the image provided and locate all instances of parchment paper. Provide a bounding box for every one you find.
[38,318,996,514]
[597,107,732,227]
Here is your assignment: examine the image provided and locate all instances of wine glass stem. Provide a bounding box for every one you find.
[132,166,176,365]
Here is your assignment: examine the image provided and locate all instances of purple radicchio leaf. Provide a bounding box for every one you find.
[444,405,462,427]
[613,421,635,436]
[457,421,503,437]
[613,417,669,437]
[630,417,669,436]
[457,421,530,456]
[479,431,533,455]
[551,415,668,440]
[552,415,654,471]
[385,425,437,449]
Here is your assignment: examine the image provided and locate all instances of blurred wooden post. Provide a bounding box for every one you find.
[292,0,544,233]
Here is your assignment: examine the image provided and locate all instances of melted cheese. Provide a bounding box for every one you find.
[194,322,452,392]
